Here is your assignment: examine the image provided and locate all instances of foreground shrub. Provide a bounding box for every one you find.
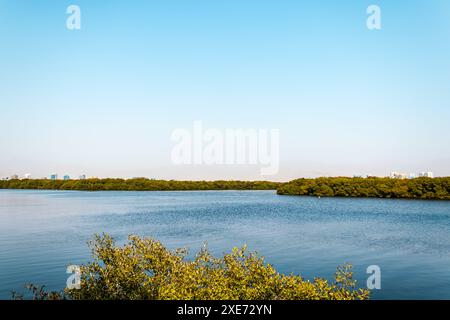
[16,234,370,300]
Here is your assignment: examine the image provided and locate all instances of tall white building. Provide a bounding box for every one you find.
[409,173,417,179]
[419,172,434,178]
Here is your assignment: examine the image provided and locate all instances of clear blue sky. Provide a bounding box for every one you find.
[1,1,450,180]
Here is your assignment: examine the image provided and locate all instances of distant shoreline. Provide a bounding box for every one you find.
[0,178,280,192]
[277,177,450,201]
[1,177,450,200]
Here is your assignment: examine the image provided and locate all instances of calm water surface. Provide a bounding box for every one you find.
[1,189,450,299]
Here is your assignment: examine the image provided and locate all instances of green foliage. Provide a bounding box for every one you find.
[12,284,64,300]
[0,178,279,192]
[4,177,448,200]
[277,177,450,200]
[16,234,369,300]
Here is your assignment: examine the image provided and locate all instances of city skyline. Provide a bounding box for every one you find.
[0,170,438,181]
[1,1,450,180]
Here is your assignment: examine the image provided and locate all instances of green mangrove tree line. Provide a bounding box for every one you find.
[2,176,450,200]
[0,178,279,191]
[277,177,450,200]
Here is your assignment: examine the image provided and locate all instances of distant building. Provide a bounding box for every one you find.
[24,173,31,179]
[409,173,417,179]
[63,175,70,180]
[390,171,434,179]
[10,174,19,180]
[419,172,433,178]
[390,172,407,179]
[50,174,58,180]
[79,174,86,180]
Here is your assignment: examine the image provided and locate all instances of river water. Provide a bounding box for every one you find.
[1,189,449,299]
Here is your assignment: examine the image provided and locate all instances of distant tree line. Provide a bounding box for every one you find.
[0,178,280,192]
[2,177,450,200]
[277,177,450,200]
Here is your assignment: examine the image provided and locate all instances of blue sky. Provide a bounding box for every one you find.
[1,1,450,180]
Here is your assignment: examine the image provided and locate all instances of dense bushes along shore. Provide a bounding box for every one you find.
[277,177,450,200]
[1,177,450,200]
[0,178,280,191]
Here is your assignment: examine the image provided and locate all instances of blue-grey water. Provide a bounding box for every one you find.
[1,189,450,299]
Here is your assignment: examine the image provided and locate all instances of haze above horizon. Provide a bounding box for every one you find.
[1,1,450,180]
